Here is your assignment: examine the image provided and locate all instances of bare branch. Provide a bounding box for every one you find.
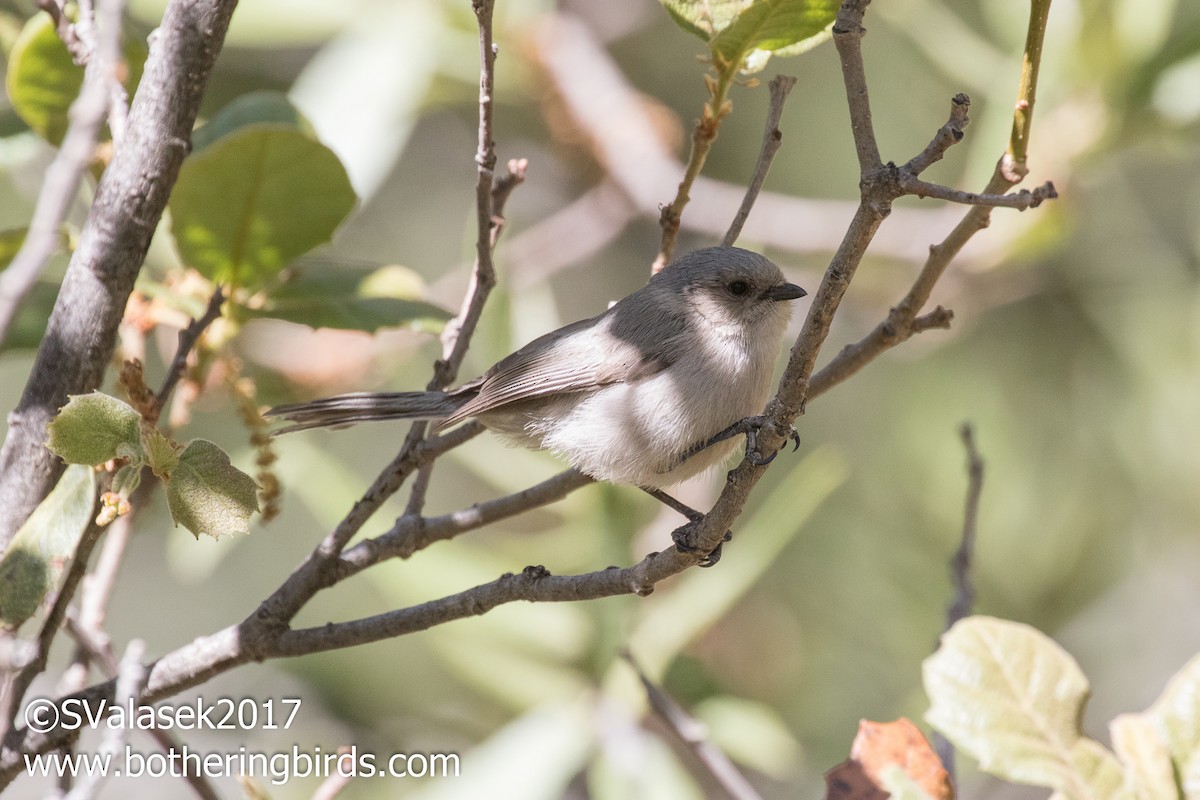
[432,0,501,391]
[903,93,970,176]
[628,655,765,800]
[832,0,882,172]
[337,469,596,577]
[63,619,221,800]
[1008,0,1053,172]
[35,0,92,64]
[311,748,356,800]
[724,75,797,247]
[528,12,958,267]
[0,0,240,551]
[155,286,226,418]
[899,175,1057,209]
[933,423,986,779]
[64,639,145,800]
[253,421,485,627]
[946,423,984,629]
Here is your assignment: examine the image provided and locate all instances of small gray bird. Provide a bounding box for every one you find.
[268,246,806,489]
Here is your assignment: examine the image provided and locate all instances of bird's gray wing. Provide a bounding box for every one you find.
[441,308,682,427]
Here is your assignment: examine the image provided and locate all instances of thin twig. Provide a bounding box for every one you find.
[64,639,145,800]
[946,423,983,629]
[338,469,596,576]
[653,64,737,273]
[627,655,765,800]
[253,1,509,626]
[1007,0,1053,176]
[899,175,1057,209]
[809,0,1056,400]
[253,421,485,627]
[311,748,356,800]
[403,157,525,517]
[529,12,956,267]
[903,93,970,175]
[832,0,882,173]
[933,423,985,781]
[64,619,221,800]
[155,286,226,418]
[0,0,126,348]
[724,75,797,247]
[432,0,502,391]
[35,0,92,63]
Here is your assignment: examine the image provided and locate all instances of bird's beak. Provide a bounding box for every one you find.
[765,282,807,301]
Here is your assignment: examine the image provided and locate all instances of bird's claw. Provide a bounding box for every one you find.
[745,420,800,466]
[672,524,733,568]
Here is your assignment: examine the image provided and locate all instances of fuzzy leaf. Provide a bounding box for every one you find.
[165,439,259,539]
[924,616,1128,800]
[0,465,95,630]
[169,124,356,289]
[46,392,141,467]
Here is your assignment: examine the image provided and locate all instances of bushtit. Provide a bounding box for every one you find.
[268,246,806,490]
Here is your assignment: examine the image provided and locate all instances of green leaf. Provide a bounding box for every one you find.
[0,465,95,631]
[168,125,357,289]
[140,425,180,480]
[658,0,752,40]
[191,91,316,153]
[709,0,838,72]
[46,392,141,467]
[246,263,451,333]
[6,12,145,146]
[924,616,1128,800]
[165,439,259,539]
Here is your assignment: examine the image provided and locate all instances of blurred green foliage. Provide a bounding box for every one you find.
[2,0,1200,797]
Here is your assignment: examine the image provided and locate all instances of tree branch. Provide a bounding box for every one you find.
[933,422,985,780]
[724,75,797,247]
[946,423,983,630]
[154,286,226,419]
[63,618,221,800]
[899,175,1057,209]
[629,655,765,800]
[809,0,1056,399]
[0,0,240,552]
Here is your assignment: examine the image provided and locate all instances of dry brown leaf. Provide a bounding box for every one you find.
[824,718,953,800]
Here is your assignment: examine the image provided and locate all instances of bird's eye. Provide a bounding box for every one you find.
[727,280,750,296]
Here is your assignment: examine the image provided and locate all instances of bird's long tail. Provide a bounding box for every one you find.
[265,391,465,434]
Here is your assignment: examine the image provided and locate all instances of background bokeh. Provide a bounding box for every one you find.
[2,0,1199,797]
